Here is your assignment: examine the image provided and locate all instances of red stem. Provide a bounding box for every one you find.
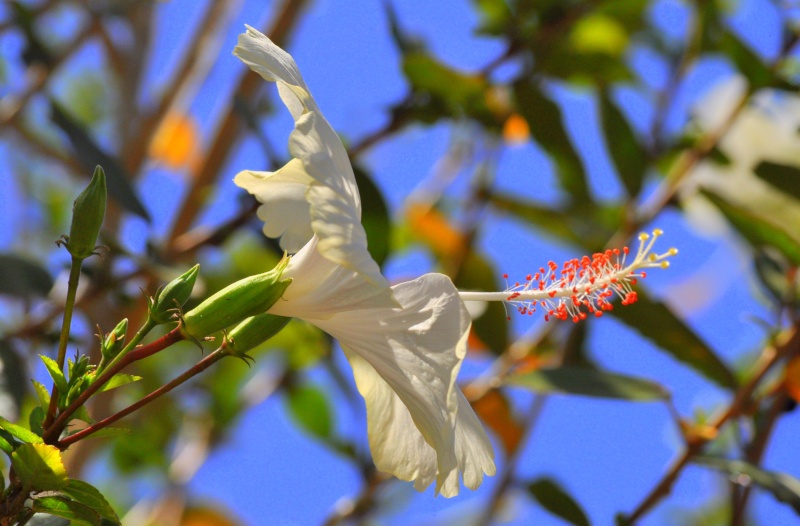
[43,326,185,444]
[58,349,225,448]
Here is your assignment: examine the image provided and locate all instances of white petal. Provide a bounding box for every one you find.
[234,27,383,286]
[270,236,394,318]
[234,159,314,253]
[309,274,493,496]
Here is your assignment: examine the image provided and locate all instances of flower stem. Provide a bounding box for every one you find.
[43,256,84,430]
[58,348,226,448]
[43,326,184,445]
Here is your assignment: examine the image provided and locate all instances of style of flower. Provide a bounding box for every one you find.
[232,26,495,497]
[460,229,677,322]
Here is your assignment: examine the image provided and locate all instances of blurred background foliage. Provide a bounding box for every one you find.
[1,0,800,524]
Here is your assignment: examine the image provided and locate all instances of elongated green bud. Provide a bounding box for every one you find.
[101,318,128,360]
[149,264,200,324]
[226,313,291,356]
[67,165,107,260]
[182,259,291,340]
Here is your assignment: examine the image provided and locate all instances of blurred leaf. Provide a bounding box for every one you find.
[0,416,43,444]
[785,355,800,404]
[754,249,799,307]
[71,427,129,441]
[406,203,467,258]
[62,479,120,524]
[29,406,44,436]
[454,252,509,354]
[528,477,591,526]
[50,101,150,221]
[514,81,590,202]
[402,51,496,126]
[11,443,68,491]
[718,30,774,91]
[182,505,240,526]
[31,496,100,526]
[0,254,53,298]
[599,90,647,196]
[487,194,584,245]
[64,72,108,127]
[0,340,27,415]
[507,366,668,401]
[703,190,800,266]
[286,385,333,439]
[610,290,737,389]
[753,161,800,200]
[97,374,142,393]
[353,166,391,267]
[694,456,800,514]
[470,389,524,455]
[571,14,628,56]
[472,0,512,34]
[39,355,68,397]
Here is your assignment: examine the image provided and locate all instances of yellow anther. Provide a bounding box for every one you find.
[639,232,650,241]
[661,261,670,268]
[653,228,663,236]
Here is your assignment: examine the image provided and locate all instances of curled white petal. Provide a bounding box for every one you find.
[234,26,386,286]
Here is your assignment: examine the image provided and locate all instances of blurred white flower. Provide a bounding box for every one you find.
[233,26,495,497]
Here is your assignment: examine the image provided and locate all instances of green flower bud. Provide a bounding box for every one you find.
[226,313,291,356]
[182,259,291,340]
[67,165,107,260]
[149,264,200,324]
[101,318,129,360]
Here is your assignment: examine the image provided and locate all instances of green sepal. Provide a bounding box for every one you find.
[101,318,128,360]
[148,265,200,324]
[182,258,291,340]
[226,313,291,356]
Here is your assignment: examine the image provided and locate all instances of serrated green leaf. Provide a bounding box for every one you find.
[286,385,332,439]
[753,161,800,200]
[32,380,51,410]
[29,406,45,436]
[72,426,128,441]
[11,443,68,491]
[71,405,94,425]
[507,366,668,401]
[0,254,53,298]
[31,495,100,526]
[514,81,589,202]
[599,90,647,196]
[528,477,591,526]
[703,190,800,266]
[0,416,43,444]
[63,479,120,524]
[610,290,738,389]
[694,456,800,514]
[39,355,68,396]
[98,373,142,393]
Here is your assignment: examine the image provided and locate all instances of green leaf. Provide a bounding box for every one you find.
[98,374,142,393]
[610,290,738,389]
[0,254,53,298]
[0,431,14,454]
[63,479,120,524]
[753,161,800,201]
[11,443,68,491]
[454,251,508,354]
[694,456,800,514]
[71,426,128,441]
[599,90,647,197]
[353,166,391,267]
[0,416,43,444]
[507,366,668,401]
[528,477,591,526]
[286,385,333,439]
[703,190,800,266]
[487,193,586,246]
[31,495,100,526]
[0,340,28,414]
[29,406,45,436]
[32,380,51,409]
[514,81,589,202]
[718,30,774,91]
[39,355,68,397]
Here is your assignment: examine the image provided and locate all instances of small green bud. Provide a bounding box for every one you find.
[67,165,107,260]
[149,264,200,324]
[226,313,291,356]
[182,259,291,340]
[101,318,129,360]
